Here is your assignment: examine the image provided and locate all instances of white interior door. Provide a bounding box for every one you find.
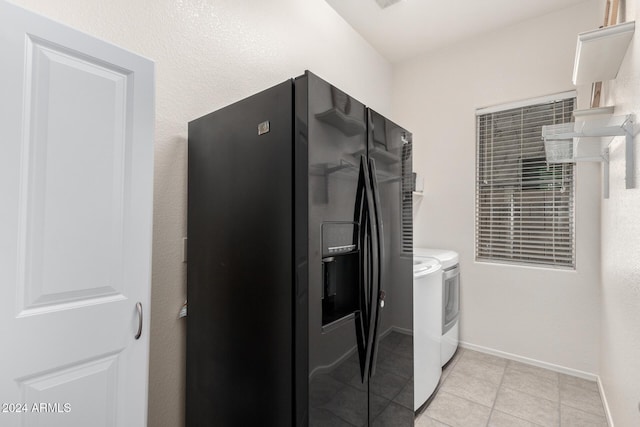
[0,2,154,426]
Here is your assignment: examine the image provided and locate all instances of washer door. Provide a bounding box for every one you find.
[442,265,460,334]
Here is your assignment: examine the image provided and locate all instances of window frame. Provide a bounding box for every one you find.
[475,92,577,269]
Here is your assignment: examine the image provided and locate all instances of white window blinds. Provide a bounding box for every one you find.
[401,141,413,254]
[476,97,575,268]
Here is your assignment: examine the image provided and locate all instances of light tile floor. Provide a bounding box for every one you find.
[415,349,609,427]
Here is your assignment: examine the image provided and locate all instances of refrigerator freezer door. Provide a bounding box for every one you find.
[305,72,373,427]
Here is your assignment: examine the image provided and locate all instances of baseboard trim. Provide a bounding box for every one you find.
[458,340,598,381]
[597,376,615,427]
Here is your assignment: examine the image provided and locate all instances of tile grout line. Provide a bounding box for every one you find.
[452,351,556,424]
[559,375,609,421]
[430,349,582,427]
[558,369,562,427]
[451,352,509,387]
[429,350,501,426]
[559,401,608,419]
[327,381,373,427]
[558,405,562,427]
[502,358,606,425]
[490,359,548,427]
[449,350,508,421]
[434,387,546,427]
[498,359,564,407]
[486,357,509,427]
[499,383,559,405]
[431,349,608,427]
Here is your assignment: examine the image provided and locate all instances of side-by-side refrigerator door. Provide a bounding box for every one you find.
[304,72,373,426]
[367,109,415,425]
[187,81,295,426]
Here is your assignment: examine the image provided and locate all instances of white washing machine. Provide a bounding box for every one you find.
[414,248,460,366]
[413,256,442,410]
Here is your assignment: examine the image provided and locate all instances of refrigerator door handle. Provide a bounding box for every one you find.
[353,155,370,383]
[361,159,379,382]
[368,158,384,377]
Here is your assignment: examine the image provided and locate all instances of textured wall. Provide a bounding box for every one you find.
[600,0,640,424]
[9,1,393,425]
[392,1,603,373]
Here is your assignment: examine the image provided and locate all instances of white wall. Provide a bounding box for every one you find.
[9,1,393,426]
[600,0,640,424]
[393,0,603,374]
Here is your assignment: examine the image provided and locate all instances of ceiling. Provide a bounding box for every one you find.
[325,0,593,63]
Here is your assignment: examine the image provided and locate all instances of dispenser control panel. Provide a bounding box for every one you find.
[321,222,358,257]
[327,244,356,254]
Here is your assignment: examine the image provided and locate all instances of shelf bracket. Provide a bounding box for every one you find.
[624,119,635,189]
[603,148,610,199]
[542,114,635,199]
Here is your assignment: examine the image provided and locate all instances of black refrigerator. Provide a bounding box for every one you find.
[187,71,414,426]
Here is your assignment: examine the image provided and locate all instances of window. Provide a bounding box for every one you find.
[476,95,575,268]
[401,140,413,254]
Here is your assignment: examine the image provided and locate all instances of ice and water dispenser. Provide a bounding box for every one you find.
[321,222,360,332]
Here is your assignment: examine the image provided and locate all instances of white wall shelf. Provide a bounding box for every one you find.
[542,114,635,198]
[572,21,635,85]
[573,106,615,119]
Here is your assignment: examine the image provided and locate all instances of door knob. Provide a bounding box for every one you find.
[135,302,143,340]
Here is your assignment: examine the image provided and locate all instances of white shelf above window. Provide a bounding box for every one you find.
[572,21,635,85]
